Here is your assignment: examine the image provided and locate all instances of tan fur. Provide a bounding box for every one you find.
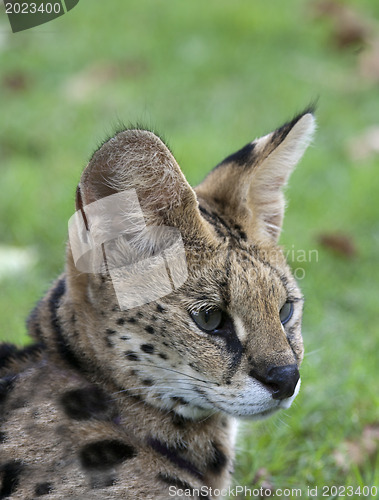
[0,111,315,499]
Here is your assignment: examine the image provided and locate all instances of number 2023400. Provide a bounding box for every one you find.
[5,3,62,14]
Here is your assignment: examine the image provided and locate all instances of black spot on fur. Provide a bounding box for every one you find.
[198,206,227,239]
[34,482,54,496]
[80,440,136,469]
[145,325,155,335]
[105,329,116,335]
[156,304,165,313]
[234,225,247,240]
[221,417,228,428]
[158,352,168,360]
[60,387,110,420]
[148,438,203,480]
[0,376,16,404]
[142,379,154,386]
[208,442,227,473]
[198,205,235,241]
[49,279,83,371]
[0,343,45,371]
[116,318,125,326]
[124,351,139,362]
[171,413,191,428]
[0,345,17,370]
[0,461,23,498]
[189,362,201,373]
[171,396,188,406]
[158,473,209,499]
[140,344,155,354]
[127,317,136,323]
[0,432,6,443]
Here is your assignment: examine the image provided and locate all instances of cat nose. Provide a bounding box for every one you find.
[250,364,300,400]
[265,364,300,400]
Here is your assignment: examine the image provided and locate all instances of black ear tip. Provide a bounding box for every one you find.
[291,104,317,126]
[301,99,318,117]
[272,106,316,145]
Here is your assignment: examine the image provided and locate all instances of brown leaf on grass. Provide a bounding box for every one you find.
[2,71,30,92]
[311,0,372,49]
[312,1,379,84]
[347,126,379,162]
[63,59,149,102]
[333,424,379,472]
[318,233,357,258]
[252,468,275,497]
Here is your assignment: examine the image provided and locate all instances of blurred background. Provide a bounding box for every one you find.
[1,0,378,496]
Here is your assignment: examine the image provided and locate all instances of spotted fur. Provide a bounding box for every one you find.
[0,111,315,499]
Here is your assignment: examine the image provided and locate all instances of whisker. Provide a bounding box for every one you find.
[303,347,324,357]
[111,384,199,400]
[125,361,218,386]
[116,391,212,416]
[111,377,210,400]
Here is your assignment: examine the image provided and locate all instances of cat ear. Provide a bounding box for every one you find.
[75,128,211,241]
[195,111,316,243]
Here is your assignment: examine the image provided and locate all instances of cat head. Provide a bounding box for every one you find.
[66,110,315,419]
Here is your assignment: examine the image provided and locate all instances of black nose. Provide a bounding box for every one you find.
[265,364,300,400]
[250,364,300,400]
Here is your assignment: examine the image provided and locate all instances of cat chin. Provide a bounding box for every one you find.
[173,404,215,420]
[240,406,281,421]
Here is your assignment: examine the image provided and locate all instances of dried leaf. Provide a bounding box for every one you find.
[333,423,379,472]
[348,125,379,161]
[318,233,357,258]
[252,468,276,497]
[253,467,270,483]
[2,71,30,92]
[311,0,372,49]
[63,60,148,102]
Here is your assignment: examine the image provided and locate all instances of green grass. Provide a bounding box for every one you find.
[1,0,379,497]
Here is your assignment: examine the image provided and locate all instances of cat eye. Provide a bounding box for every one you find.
[190,309,223,332]
[280,301,294,325]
